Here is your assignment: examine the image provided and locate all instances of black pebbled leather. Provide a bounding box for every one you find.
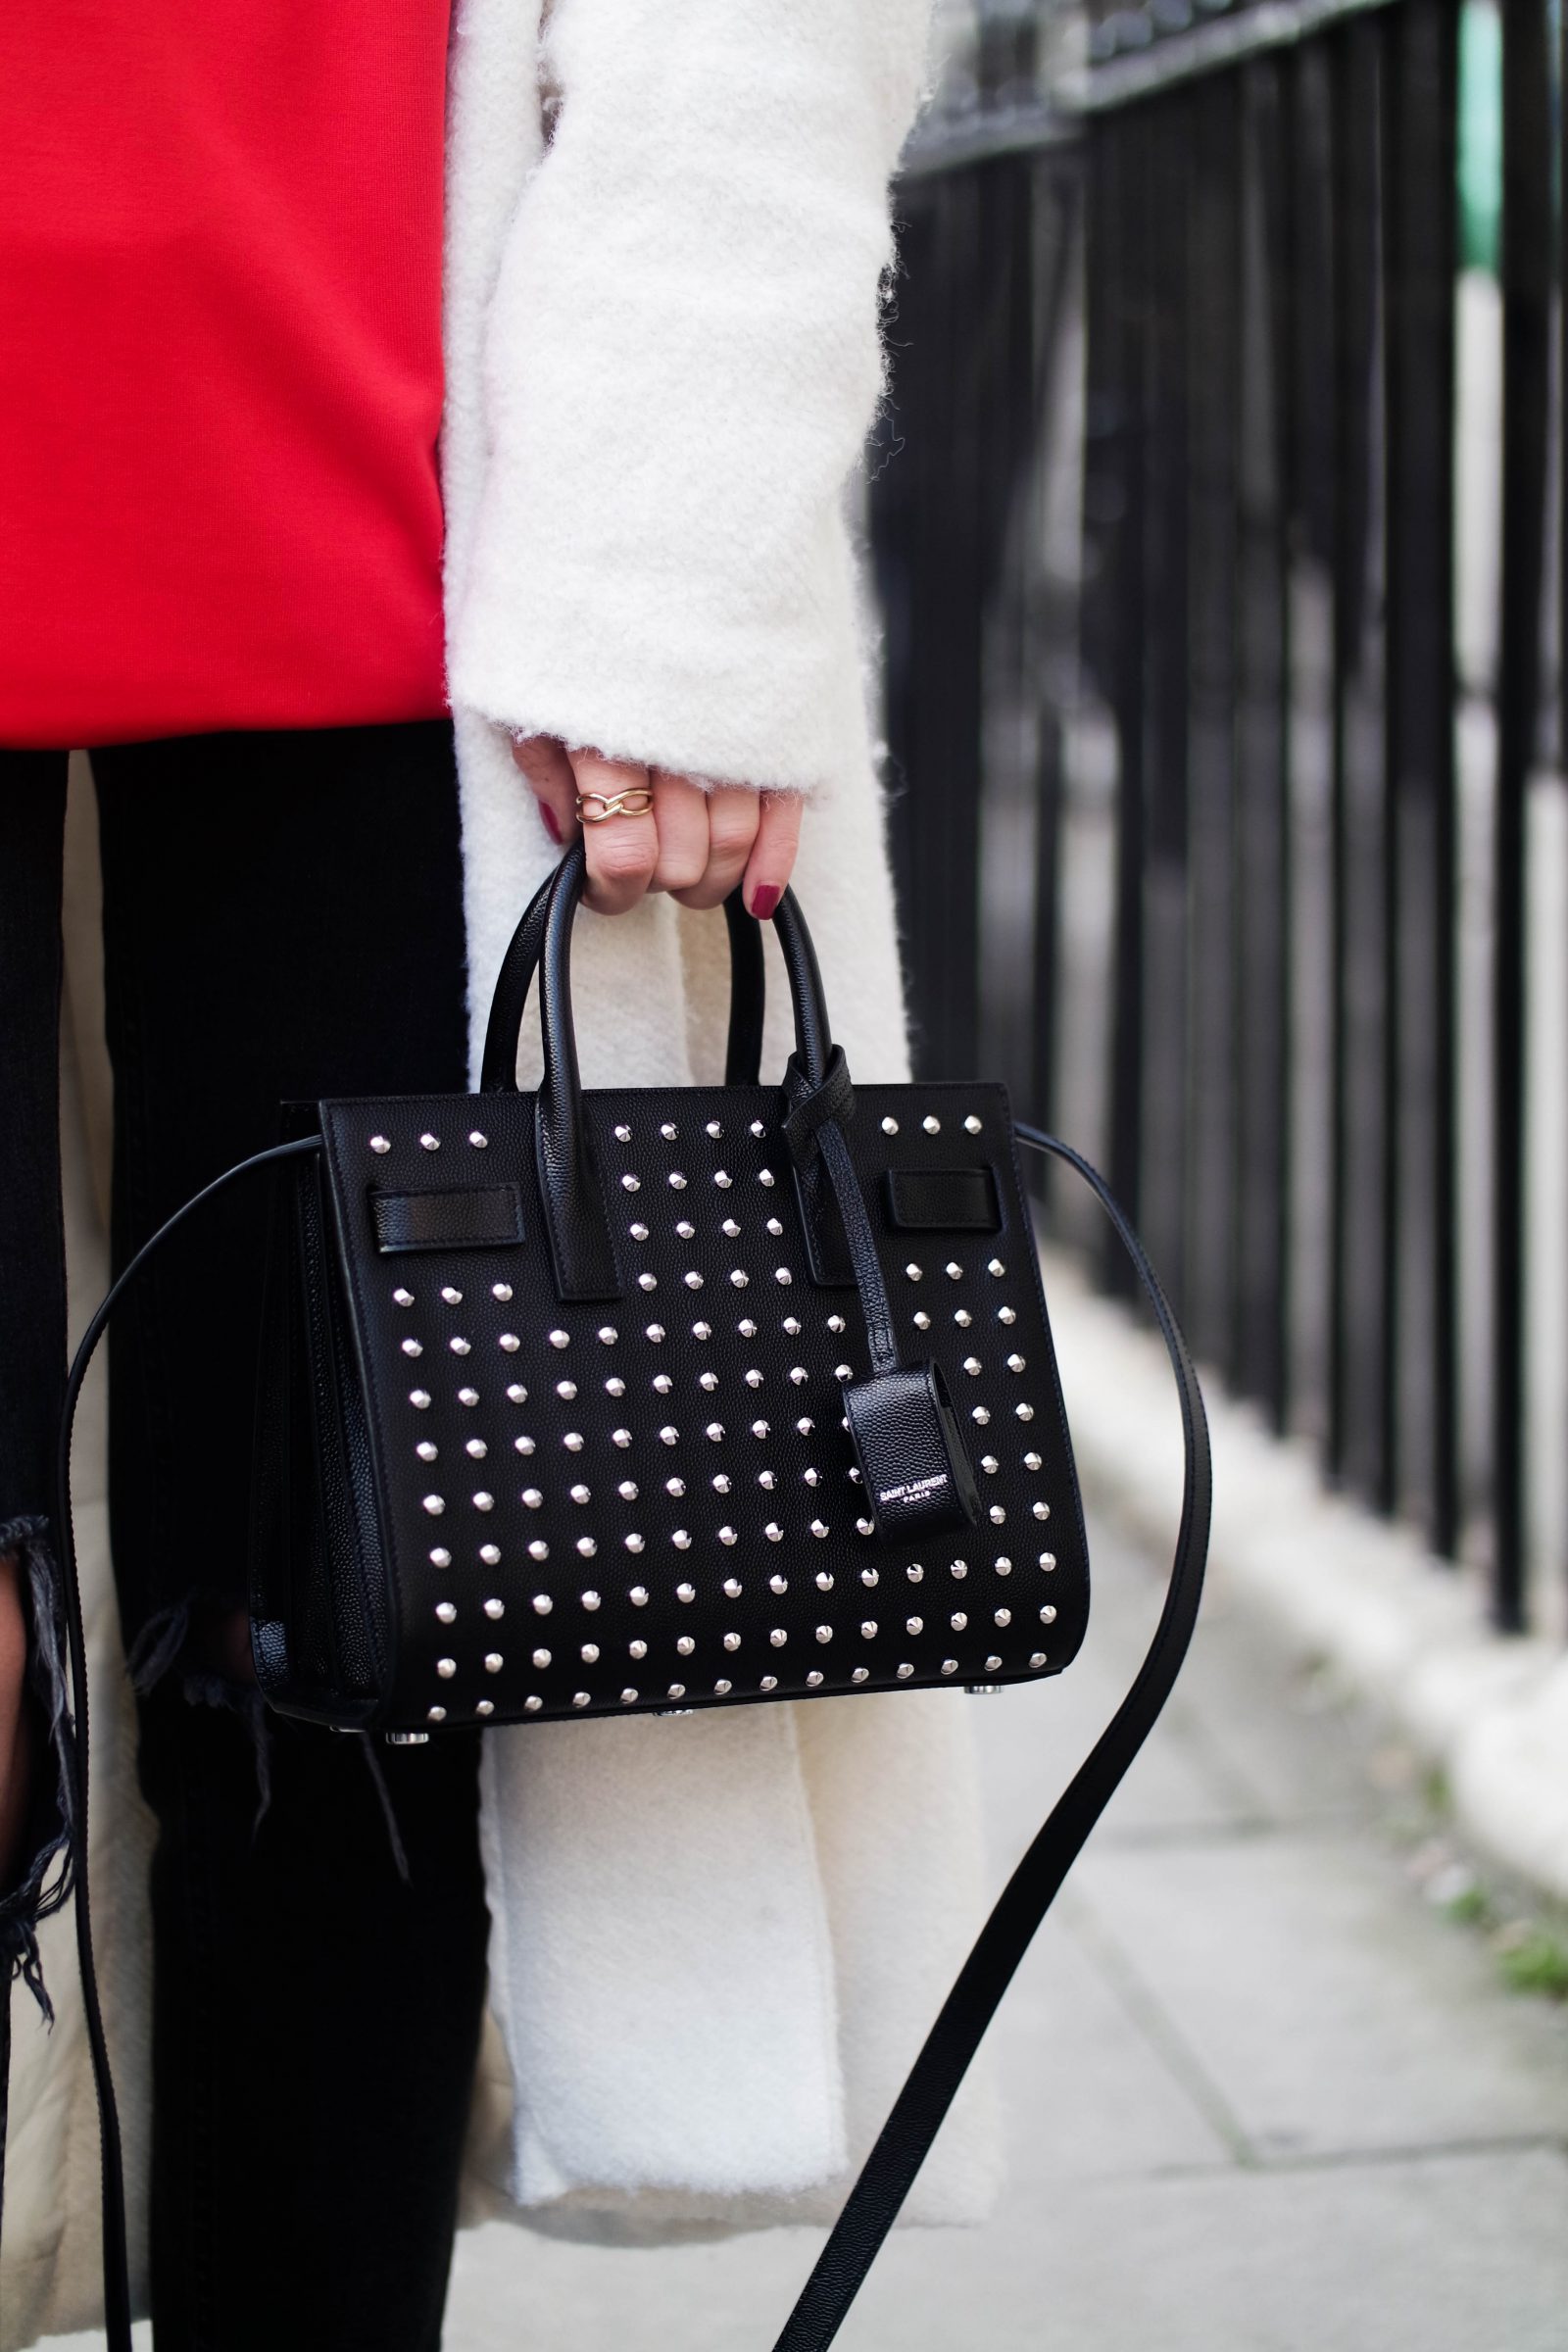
[369,1184,526,1254]
[843,1361,979,1539]
[883,1165,1001,1233]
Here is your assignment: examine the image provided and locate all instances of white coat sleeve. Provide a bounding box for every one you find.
[446,0,935,798]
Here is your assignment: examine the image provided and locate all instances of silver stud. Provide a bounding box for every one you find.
[436,1600,458,1625]
[721,1217,742,1239]
[860,1621,877,1640]
[946,1262,963,1283]
[569,1482,590,1504]
[506,1383,527,1404]
[988,1258,1005,1278]
[440,1285,463,1306]
[985,1655,1004,1674]
[906,1616,924,1636]
[679,1227,700,1247]
[906,1564,925,1583]
[614,1124,632,1143]
[522,1488,543,1509]
[718,1525,738,1545]
[712,1680,731,1697]
[665,1476,686,1497]
[1007,1354,1026,1374]
[814,1625,833,1644]
[422,1494,445,1516]
[857,1517,875,1536]
[999,1305,1017,1326]
[1016,1402,1035,1422]
[369,1135,391,1154]
[436,1657,457,1679]
[995,1606,1012,1628]
[730,1270,749,1288]
[989,1505,1006,1526]
[428,1704,449,1722]
[761,1674,780,1692]
[581,1642,601,1664]
[684,1271,704,1290]
[962,1357,982,1377]
[676,1634,696,1656]
[1025,1452,1043,1472]
[849,1666,868,1685]
[416,1441,438,1463]
[797,1417,815,1437]
[964,1114,983,1135]
[941,1659,958,1677]
[774,1267,793,1286]
[750,1119,766,1138]
[473,1491,495,1512]
[763,1523,784,1544]
[807,1670,824,1689]
[582,1590,602,1610]
[673,1531,692,1551]
[659,1425,679,1446]
[759,1469,777,1491]
[563,1423,583,1443]
[629,1587,649,1607]
[707,1121,723,1139]
[747,1369,764,1389]
[804,1468,821,1488]
[531,1594,554,1615]
[714,1169,733,1189]
[951,1611,968,1631]
[450,1337,472,1356]
[980,1455,1000,1475]
[410,1389,431,1409]
[1040,1604,1058,1624]
[420,1132,441,1152]
[484,1597,505,1622]
[402,1338,423,1358]
[752,1419,770,1440]
[790,1366,808,1387]
[638,1272,659,1292]
[1033,1501,1051,1521]
[597,1326,618,1346]
[950,1558,969,1579]
[694,1320,713,1341]
[393,1287,415,1308]
[769,1628,788,1647]
[499,1333,521,1353]
[905,1263,922,1283]
[430,1546,452,1568]
[723,1632,742,1652]
[667,1681,688,1699]
[861,1568,880,1588]
[923,1116,941,1136]
[547,1330,569,1351]
[759,1169,776,1189]
[881,1115,900,1136]
[529,1540,549,1561]
[668,1171,688,1191]
[524,1694,544,1713]
[576,1536,597,1558]
[712,1473,732,1494]
[700,1370,719,1393]
[572,1692,590,1708]
[767,1217,785,1239]
[973,1406,992,1426]
[1029,1651,1048,1670]
[622,1173,641,1192]
[514,1435,536,1457]
[738,1317,758,1337]
[646,1323,665,1343]
[995,1555,1013,1575]
[660,1122,678,1142]
[722,1577,743,1600]
[617,1479,639,1502]
[815,1570,834,1592]
[629,1221,650,1242]
[913,1311,932,1331]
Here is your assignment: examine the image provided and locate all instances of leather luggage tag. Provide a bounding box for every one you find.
[843,1361,981,1540]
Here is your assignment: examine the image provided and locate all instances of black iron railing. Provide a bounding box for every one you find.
[873,0,1562,1635]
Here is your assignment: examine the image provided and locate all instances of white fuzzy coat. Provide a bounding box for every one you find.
[3,3,998,2338]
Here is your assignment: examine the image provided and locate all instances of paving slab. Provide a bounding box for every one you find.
[437,2145,1568,2352]
[1074,1828,1568,2157]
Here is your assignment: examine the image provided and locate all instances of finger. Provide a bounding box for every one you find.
[741,792,804,920]
[510,733,577,849]
[573,750,659,915]
[649,771,710,897]
[673,784,760,911]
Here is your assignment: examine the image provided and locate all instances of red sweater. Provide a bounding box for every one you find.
[0,2,451,749]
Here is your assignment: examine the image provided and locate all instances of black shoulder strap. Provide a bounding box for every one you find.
[44,1125,1206,2352]
[767,1124,1210,2350]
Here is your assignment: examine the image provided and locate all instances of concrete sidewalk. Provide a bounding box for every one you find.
[55,1519,1568,2352]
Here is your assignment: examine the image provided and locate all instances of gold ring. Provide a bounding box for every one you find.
[577,789,655,824]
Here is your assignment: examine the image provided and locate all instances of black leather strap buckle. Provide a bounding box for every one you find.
[843,1361,980,1541]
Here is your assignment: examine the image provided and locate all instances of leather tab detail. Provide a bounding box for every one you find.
[883,1166,1002,1233]
[369,1185,525,1254]
[843,1362,980,1541]
[782,1045,856,1169]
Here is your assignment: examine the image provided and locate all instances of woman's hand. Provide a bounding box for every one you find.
[511,737,801,921]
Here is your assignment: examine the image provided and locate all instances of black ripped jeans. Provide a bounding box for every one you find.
[0,726,492,2350]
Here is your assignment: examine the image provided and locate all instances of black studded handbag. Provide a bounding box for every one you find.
[53,838,1210,2352]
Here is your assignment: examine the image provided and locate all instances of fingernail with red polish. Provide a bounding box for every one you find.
[751,885,780,921]
[540,803,563,845]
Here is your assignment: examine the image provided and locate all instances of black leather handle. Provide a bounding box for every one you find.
[480,855,767,1094]
[533,842,829,1300]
